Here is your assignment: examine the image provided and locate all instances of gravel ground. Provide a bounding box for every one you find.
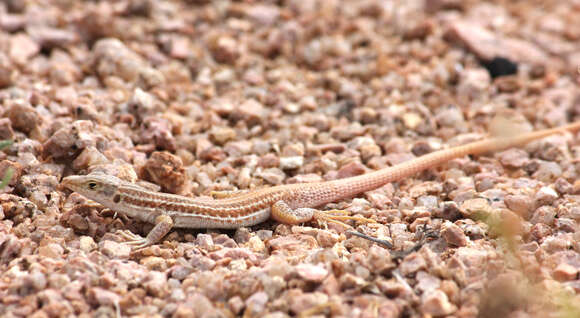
[0,0,580,317]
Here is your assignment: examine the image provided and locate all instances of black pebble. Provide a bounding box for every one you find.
[481,56,518,79]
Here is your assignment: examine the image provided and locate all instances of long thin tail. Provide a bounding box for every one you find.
[331,121,580,198]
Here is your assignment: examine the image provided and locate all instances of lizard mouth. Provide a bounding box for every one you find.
[61,175,83,191]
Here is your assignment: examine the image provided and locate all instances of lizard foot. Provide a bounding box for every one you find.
[114,215,174,250]
[116,230,150,249]
[313,209,376,229]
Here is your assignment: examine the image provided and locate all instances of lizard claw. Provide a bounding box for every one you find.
[116,230,150,249]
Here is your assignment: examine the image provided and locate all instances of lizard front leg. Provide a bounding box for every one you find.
[271,201,375,228]
[118,214,174,248]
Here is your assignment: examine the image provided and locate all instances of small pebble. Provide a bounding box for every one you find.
[79,236,97,252]
[38,243,64,258]
[534,186,558,208]
[420,289,457,316]
[441,221,468,247]
[279,156,304,170]
[99,240,131,259]
[553,263,578,281]
[400,253,427,276]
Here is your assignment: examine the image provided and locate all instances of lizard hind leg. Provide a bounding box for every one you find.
[271,201,375,229]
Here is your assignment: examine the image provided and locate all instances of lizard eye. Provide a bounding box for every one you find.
[88,182,97,190]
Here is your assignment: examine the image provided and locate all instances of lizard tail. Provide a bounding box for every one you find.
[330,121,580,199]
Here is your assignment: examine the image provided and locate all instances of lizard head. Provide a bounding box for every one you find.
[62,174,121,204]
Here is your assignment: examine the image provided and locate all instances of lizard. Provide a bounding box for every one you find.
[61,121,580,248]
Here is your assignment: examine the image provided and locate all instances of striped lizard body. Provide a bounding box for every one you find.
[62,121,580,248]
